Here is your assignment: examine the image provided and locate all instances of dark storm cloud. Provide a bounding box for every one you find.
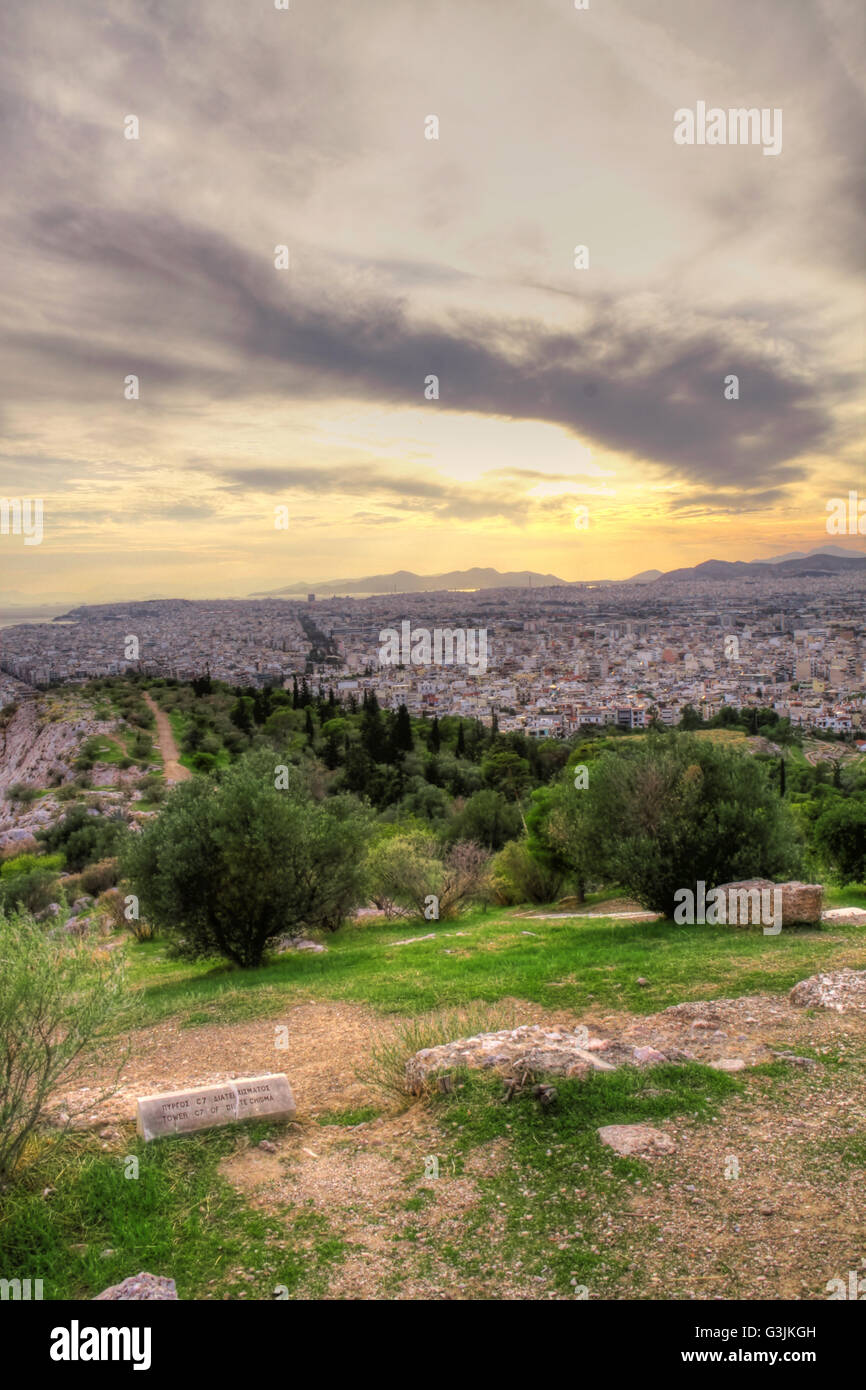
[7,204,838,486]
[669,489,792,514]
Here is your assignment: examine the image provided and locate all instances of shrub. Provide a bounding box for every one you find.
[575,733,802,916]
[445,788,522,851]
[0,868,58,916]
[5,783,39,806]
[36,805,127,872]
[79,858,120,896]
[491,837,563,905]
[98,887,154,939]
[122,750,372,966]
[814,798,866,884]
[96,887,126,929]
[367,832,491,919]
[360,1002,519,1102]
[0,912,127,1183]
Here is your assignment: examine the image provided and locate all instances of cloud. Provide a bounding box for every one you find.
[5,205,840,488]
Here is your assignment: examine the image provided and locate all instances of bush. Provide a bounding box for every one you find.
[0,868,58,916]
[574,733,802,917]
[491,838,563,905]
[98,887,154,939]
[360,1002,519,1102]
[5,783,39,806]
[96,887,126,929]
[36,805,127,872]
[122,750,372,966]
[79,858,120,896]
[367,831,491,919]
[0,913,127,1183]
[445,789,522,851]
[814,798,866,884]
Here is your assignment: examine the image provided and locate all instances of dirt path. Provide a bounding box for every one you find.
[142,691,191,783]
[47,985,866,1300]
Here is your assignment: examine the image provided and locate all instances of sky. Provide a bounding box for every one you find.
[0,0,863,604]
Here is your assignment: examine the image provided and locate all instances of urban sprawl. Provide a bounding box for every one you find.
[1,573,864,738]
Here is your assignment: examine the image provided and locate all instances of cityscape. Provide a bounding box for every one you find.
[3,565,864,739]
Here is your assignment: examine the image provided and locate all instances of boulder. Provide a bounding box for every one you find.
[713,879,823,927]
[94,1272,178,1301]
[597,1124,676,1157]
[822,907,866,927]
[406,1025,617,1093]
[274,936,326,954]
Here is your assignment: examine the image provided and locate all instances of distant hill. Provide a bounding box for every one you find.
[658,553,866,583]
[251,568,568,597]
[763,545,866,564]
[249,548,866,601]
[623,569,664,584]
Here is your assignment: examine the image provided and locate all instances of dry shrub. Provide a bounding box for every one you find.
[358,1001,519,1104]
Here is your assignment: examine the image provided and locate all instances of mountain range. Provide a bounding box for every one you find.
[250,547,866,597]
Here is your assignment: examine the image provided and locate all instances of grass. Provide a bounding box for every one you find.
[359,1002,522,1101]
[122,893,866,1032]
[3,884,864,1300]
[0,1123,344,1300]
[394,1063,740,1298]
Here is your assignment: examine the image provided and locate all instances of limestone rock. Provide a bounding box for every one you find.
[406,1025,617,1093]
[789,968,866,1014]
[94,1272,178,1300]
[714,879,824,927]
[274,936,326,954]
[597,1124,676,1157]
[822,907,866,926]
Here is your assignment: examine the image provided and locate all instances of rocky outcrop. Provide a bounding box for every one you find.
[0,697,136,850]
[93,1273,178,1301]
[789,968,866,1014]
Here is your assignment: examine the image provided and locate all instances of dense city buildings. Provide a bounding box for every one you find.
[2,572,864,736]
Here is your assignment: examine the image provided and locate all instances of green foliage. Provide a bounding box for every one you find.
[0,866,58,915]
[480,748,532,800]
[366,831,491,919]
[569,733,802,916]
[0,913,127,1182]
[4,783,39,806]
[78,858,120,897]
[491,837,563,905]
[446,788,522,851]
[122,750,373,966]
[36,806,127,872]
[813,798,866,884]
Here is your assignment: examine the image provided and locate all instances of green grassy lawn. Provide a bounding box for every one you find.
[124,890,866,1032]
[1,1123,344,1300]
[3,889,864,1300]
